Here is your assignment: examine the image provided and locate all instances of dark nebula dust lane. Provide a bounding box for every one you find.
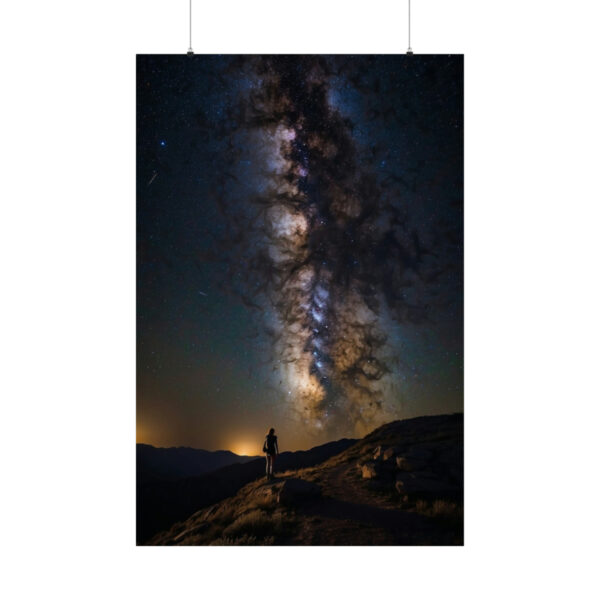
[137,55,463,447]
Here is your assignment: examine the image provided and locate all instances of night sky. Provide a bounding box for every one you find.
[137,55,463,454]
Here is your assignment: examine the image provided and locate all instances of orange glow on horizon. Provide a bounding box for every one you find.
[230,441,261,457]
[136,424,150,444]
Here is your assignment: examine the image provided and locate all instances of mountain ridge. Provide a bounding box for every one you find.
[137,443,261,484]
[137,442,256,455]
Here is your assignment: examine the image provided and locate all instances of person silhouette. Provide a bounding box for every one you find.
[263,427,279,480]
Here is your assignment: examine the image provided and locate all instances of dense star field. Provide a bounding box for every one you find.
[137,55,463,452]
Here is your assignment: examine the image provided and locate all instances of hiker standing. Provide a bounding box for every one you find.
[263,428,279,480]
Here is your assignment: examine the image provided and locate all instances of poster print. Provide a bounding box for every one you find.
[137,55,463,545]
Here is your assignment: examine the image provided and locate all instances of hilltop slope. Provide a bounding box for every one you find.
[148,413,463,546]
[137,437,356,543]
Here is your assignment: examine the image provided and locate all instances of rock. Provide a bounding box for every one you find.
[373,446,385,461]
[396,456,428,471]
[258,486,279,502]
[383,446,400,461]
[361,461,380,479]
[395,479,411,494]
[276,478,321,505]
[395,473,414,494]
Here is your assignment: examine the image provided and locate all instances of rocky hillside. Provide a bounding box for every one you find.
[148,413,463,546]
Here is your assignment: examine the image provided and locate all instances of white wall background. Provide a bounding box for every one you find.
[1,1,599,599]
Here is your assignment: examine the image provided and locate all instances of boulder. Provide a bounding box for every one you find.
[373,446,385,461]
[396,456,428,471]
[258,485,279,502]
[276,478,321,505]
[361,461,380,479]
[383,446,400,461]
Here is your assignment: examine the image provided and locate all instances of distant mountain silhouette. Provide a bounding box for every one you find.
[137,438,356,544]
[137,444,260,483]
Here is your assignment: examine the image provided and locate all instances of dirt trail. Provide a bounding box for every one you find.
[291,461,433,545]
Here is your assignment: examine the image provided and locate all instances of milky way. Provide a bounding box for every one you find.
[137,54,462,447]
[195,56,463,436]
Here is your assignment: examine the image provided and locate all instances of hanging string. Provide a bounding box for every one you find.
[187,0,194,55]
[407,0,413,54]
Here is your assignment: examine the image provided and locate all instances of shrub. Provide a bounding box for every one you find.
[221,509,295,543]
[223,510,275,539]
[415,499,463,520]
